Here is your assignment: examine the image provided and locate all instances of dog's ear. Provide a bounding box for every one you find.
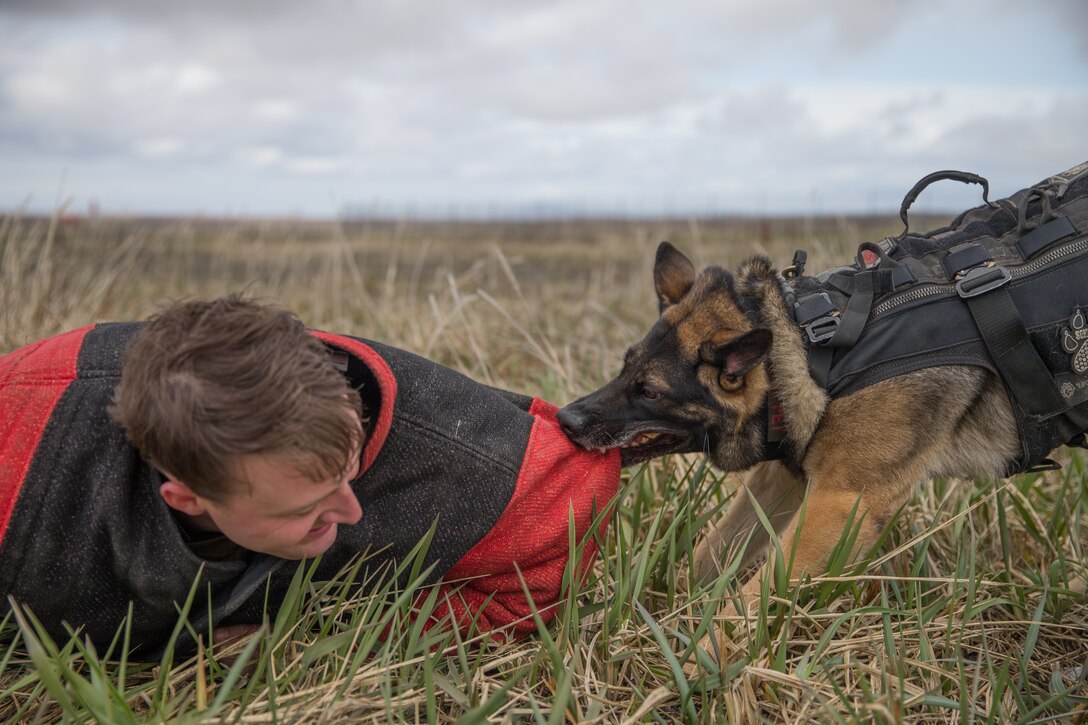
[654,241,696,313]
[699,327,772,377]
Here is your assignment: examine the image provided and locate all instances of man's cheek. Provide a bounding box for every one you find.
[261,517,304,535]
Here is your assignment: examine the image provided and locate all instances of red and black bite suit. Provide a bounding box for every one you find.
[0,323,620,658]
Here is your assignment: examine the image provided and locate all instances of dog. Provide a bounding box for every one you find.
[557,240,1081,597]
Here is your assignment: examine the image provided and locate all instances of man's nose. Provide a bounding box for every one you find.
[327,484,363,525]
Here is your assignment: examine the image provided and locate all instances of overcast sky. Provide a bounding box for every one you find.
[2,1,1086,218]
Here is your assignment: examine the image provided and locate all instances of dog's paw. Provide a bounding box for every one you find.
[739,572,768,605]
[684,628,727,678]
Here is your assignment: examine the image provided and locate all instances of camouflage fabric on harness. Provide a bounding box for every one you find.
[789,161,1088,473]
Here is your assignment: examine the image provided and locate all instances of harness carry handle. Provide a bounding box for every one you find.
[1016,187,1055,236]
[897,170,997,238]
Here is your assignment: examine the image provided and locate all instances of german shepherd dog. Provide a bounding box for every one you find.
[557,242,1024,597]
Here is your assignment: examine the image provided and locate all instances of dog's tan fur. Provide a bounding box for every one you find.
[560,242,1023,599]
[678,253,1022,594]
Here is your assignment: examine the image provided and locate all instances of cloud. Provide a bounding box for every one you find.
[175,63,219,94]
[134,137,183,158]
[0,1,1085,215]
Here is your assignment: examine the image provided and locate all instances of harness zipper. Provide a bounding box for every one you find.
[871,284,953,316]
[870,233,1088,318]
[1008,235,1088,279]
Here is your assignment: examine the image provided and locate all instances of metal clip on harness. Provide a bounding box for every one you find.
[956,265,1012,298]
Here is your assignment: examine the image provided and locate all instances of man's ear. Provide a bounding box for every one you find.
[654,241,696,314]
[159,478,209,517]
[699,327,772,377]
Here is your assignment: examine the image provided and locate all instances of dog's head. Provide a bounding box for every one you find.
[558,242,773,469]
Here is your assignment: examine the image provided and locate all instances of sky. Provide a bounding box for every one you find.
[1,0,1086,218]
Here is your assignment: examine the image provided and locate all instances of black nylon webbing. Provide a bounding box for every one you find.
[807,271,875,387]
[830,271,874,348]
[1015,216,1077,259]
[808,345,834,388]
[965,287,1066,417]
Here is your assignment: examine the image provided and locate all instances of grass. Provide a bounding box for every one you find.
[1,208,1086,722]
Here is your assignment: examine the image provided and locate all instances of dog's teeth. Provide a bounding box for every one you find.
[598,447,607,455]
[621,432,661,448]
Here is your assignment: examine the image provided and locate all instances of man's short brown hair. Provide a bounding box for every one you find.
[111,295,364,500]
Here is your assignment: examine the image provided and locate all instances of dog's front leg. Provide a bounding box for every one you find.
[738,368,990,600]
[691,466,918,673]
[738,454,931,601]
[692,461,805,585]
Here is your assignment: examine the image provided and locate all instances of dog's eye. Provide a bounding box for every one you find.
[719,372,742,390]
[641,387,662,400]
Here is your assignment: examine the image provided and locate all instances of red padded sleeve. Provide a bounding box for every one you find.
[423,398,621,639]
[0,327,92,545]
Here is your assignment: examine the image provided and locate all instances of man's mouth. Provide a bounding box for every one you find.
[304,522,333,541]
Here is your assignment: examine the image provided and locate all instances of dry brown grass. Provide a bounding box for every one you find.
[1,208,1085,723]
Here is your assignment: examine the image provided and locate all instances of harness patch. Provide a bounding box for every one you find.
[1062,308,1088,375]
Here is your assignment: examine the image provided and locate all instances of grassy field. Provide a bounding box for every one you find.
[1,209,1086,723]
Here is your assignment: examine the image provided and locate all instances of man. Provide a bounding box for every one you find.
[0,296,620,658]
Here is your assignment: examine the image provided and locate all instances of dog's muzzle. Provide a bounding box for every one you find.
[557,406,594,441]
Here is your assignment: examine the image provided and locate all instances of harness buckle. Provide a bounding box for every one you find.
[796,292,841,345]
[805,315,841,344]
[955,264,1012,298]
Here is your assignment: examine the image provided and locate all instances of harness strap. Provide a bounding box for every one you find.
[808,346,834,389]
[961,278,1067,418]
[828,271,875,349]
[1016,216,1077,259]
[825,266,914,297]
[943,242,992,278]
[807,269,876,387]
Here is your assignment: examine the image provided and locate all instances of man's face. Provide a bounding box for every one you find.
[198,450,364,560]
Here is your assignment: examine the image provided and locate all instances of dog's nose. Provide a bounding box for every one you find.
[557,406,588,439]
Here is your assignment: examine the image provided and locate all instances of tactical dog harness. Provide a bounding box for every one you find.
[777,161,1088,474]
